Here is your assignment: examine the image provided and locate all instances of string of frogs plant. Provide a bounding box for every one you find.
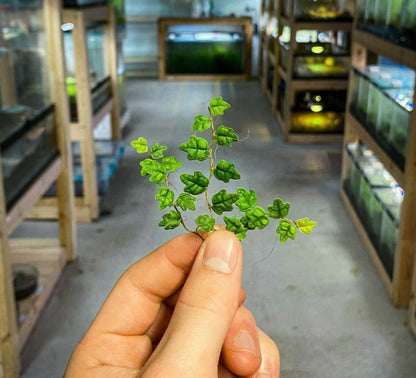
[131,97,316,242]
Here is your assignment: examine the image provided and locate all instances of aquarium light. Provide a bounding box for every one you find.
[311,46,324,54]
[61,23,74,32]
[310,105,323,113]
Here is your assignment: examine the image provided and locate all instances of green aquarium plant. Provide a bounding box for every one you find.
[130,97,316,242]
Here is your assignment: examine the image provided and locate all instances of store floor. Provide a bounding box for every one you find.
[19,80,416,377]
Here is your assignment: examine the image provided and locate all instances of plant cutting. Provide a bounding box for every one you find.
[131,96,316,242]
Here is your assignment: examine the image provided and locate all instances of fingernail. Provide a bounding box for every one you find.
[202,231,238,273]
[232,330,258,355]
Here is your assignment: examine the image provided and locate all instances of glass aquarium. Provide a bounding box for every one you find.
[0,0,59,210]
[400,0,416,49]
[165,24,246,75]
[291,90,346,132]
[63,0,107,6]
[64,24,111,121]
[292,0,353,21]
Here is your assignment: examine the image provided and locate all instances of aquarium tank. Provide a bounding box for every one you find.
[0,0,58,210]
[292,0,353,20]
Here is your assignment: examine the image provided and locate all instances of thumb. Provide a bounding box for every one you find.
[141,230,242,377]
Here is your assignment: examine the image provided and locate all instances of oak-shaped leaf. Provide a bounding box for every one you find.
[176,193,196,211]
[241,206,269,230]
[209,96,231,116]
[179,135,209,161]
[268,198,290,219]
[150,143,167,159]
[215,125,238,147]
[276,219,297,243]
[213,160,241,183]
[296,218,317,234]
[191,115,211,132]
[131,137,148,154]
[140,159,166,184]
[195,215,215,232]
[211,189,238,215]
[162,156,182,172]
[155,187,174,210]
[224,215,247,241]
[180,171,209,195]
[235,188,257,212]
[159,210,181,230]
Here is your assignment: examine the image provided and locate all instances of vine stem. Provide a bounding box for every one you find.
[205,108,215,218]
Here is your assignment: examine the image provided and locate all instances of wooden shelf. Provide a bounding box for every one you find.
[353,29,416,71]
[345,112,405,187]
[280,16,353,31]
[63,4,109,26]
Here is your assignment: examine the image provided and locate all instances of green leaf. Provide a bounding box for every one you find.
[179,136,209,161]
[224,216,247,241]
[235,188,257,212]
[209,96,231,116]
[211,189,238,215]
[180,171,209,195]
[213,160,241,183]
[162,156,182,172]
[176,193,196,211]
[139,159,166,184]
[296,217,317,234]
[276,219,297,243]
[191,115,211,132]
[268,198,290,219]
[215,125,238,147]
[241,206,269,230]
[155,187,174,210]
[150,143,167,159]
[195,215,215,232]
[159,210,181,230]
[130,137,148,153]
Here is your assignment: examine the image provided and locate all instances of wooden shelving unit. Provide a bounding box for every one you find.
[0,1,76,376]
[276,2,353,143]
[31,4,122,222]
[409,256,416,338]
[340,28,416,308]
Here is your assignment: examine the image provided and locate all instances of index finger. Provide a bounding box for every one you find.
[87,232,204,337]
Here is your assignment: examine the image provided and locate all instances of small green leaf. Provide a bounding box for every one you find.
[179,135,209,161]
[235,188,257,212]
[296,218,317,234]
[159,210,181,230]
[155,187,174,210]
[224,216,247,241]
[241,206,270,230]
[180,171,209,195]
[176,193,196,211]
[150,143,167,159]
[139,159,166,183]
[268,198,290,219]
[211,189,238,215]
[191,115,211,132]
[213,160,241,183]
[130,137,148,153]
[209,96,231,115]
[195,215,215,232]
[162,156,182,172]
[276,220,297,243]
[215,125,238,147]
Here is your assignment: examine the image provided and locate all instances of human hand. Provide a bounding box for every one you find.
[65,230,280,377]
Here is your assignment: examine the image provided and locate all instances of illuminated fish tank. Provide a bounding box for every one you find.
[279,29,350,78]
[63,24,111,121]
[0,0,58,210]
[165,24,245,75]
[291,90,346,132]
[283,0,353,20]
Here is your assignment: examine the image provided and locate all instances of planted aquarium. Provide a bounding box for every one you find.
[291,90,346,132]
[380,204,401,277]
[293,55,349,78]
[63,24,111,121]
[292,0,353,21]
[165,24,245,75]
[0,0,59,210]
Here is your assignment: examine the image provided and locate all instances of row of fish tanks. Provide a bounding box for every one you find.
[349,64,415,170]
[356,0,416,50]
[344,142,404,278]
[282,0,354,21]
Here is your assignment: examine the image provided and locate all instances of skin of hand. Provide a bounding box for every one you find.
[64,230,280,377]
